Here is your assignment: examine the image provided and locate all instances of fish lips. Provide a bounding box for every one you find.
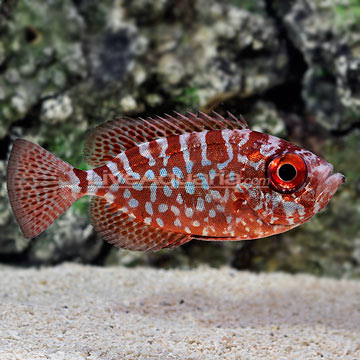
[315,165,345,211]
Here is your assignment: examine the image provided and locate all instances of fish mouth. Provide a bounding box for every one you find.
[315,165,345,209]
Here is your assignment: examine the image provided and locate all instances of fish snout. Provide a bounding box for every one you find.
[315,164,345,208]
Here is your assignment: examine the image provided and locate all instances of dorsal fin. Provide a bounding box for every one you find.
[84,111,248,167]
[90,197,191,251]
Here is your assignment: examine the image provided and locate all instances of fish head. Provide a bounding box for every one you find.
[233,133,345,233]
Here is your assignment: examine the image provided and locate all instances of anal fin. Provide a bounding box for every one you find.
[90,197,190,251]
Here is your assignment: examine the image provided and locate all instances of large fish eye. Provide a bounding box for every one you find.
[267,153,307,193]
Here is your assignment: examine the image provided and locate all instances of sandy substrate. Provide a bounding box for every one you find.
[0,264,359,360]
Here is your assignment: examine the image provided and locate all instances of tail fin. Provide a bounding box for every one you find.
[6,139,85,238]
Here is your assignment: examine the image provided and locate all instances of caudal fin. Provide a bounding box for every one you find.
[6,139,84,238]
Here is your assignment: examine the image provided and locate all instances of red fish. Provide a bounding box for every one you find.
[6,112,345,251]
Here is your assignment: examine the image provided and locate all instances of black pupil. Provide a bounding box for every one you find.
[278,164,297,182]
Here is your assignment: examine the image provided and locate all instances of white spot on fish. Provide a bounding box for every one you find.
[238,154,248,164]
[87,169,103,189]
[185,182,195,195]
[266,192,281,210]
[210,190,221,200]
[282,201,305,217]
[156,138,170,166]
[104,192,115,202]
[145,169,155,180]
[209,169,217,180]
[171,178,179,189]
[196,198,205,211]
[119,153,141,179]
[145,202,153,216]
[132,183,143,191]
[129,198,138,208]
[185,208,194,218]
[173,167,184,179]
[176,193,183,204]
[193,221,200,227]
[224,188,230,202]
[150,183,157,202]
[259,137,281,157]
[180,133,194,174]
[109,183,119,192]
[238,131,250,147]
[174,218,181,227]
[250,160,264,171]
[158,203,168,213]
[107,161,125,184]
[185,227,191,234]
[171,205,180,216]
[209,209,216,218]
[124,189,131,199]
[139,142,156,166]
[106,162,118,176]
[247,189,257,201]
[156,218,164,227]
[198,131,212,166]
[164,185,172,197]
[144,217,152,225]
[160,168,167,177]
[197,173,209,190]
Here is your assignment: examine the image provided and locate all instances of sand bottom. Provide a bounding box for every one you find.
[0,264,359,359]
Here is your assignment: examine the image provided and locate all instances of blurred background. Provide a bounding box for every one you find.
[0,0,359,277]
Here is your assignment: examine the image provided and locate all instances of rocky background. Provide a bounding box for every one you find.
[0,0,359,277]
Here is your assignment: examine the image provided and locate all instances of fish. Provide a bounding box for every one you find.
[6,112,345,251]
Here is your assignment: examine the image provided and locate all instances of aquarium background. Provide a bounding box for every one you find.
[0,0,359,277]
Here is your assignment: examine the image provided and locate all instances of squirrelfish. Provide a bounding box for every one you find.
[7,112,345,251]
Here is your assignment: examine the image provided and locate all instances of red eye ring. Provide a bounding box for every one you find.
[267,153,308,194]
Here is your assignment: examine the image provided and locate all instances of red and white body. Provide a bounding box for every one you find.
[7,112,345,251]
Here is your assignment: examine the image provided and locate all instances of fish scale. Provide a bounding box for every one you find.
[86,130,242,238]
[6,112,345,251]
